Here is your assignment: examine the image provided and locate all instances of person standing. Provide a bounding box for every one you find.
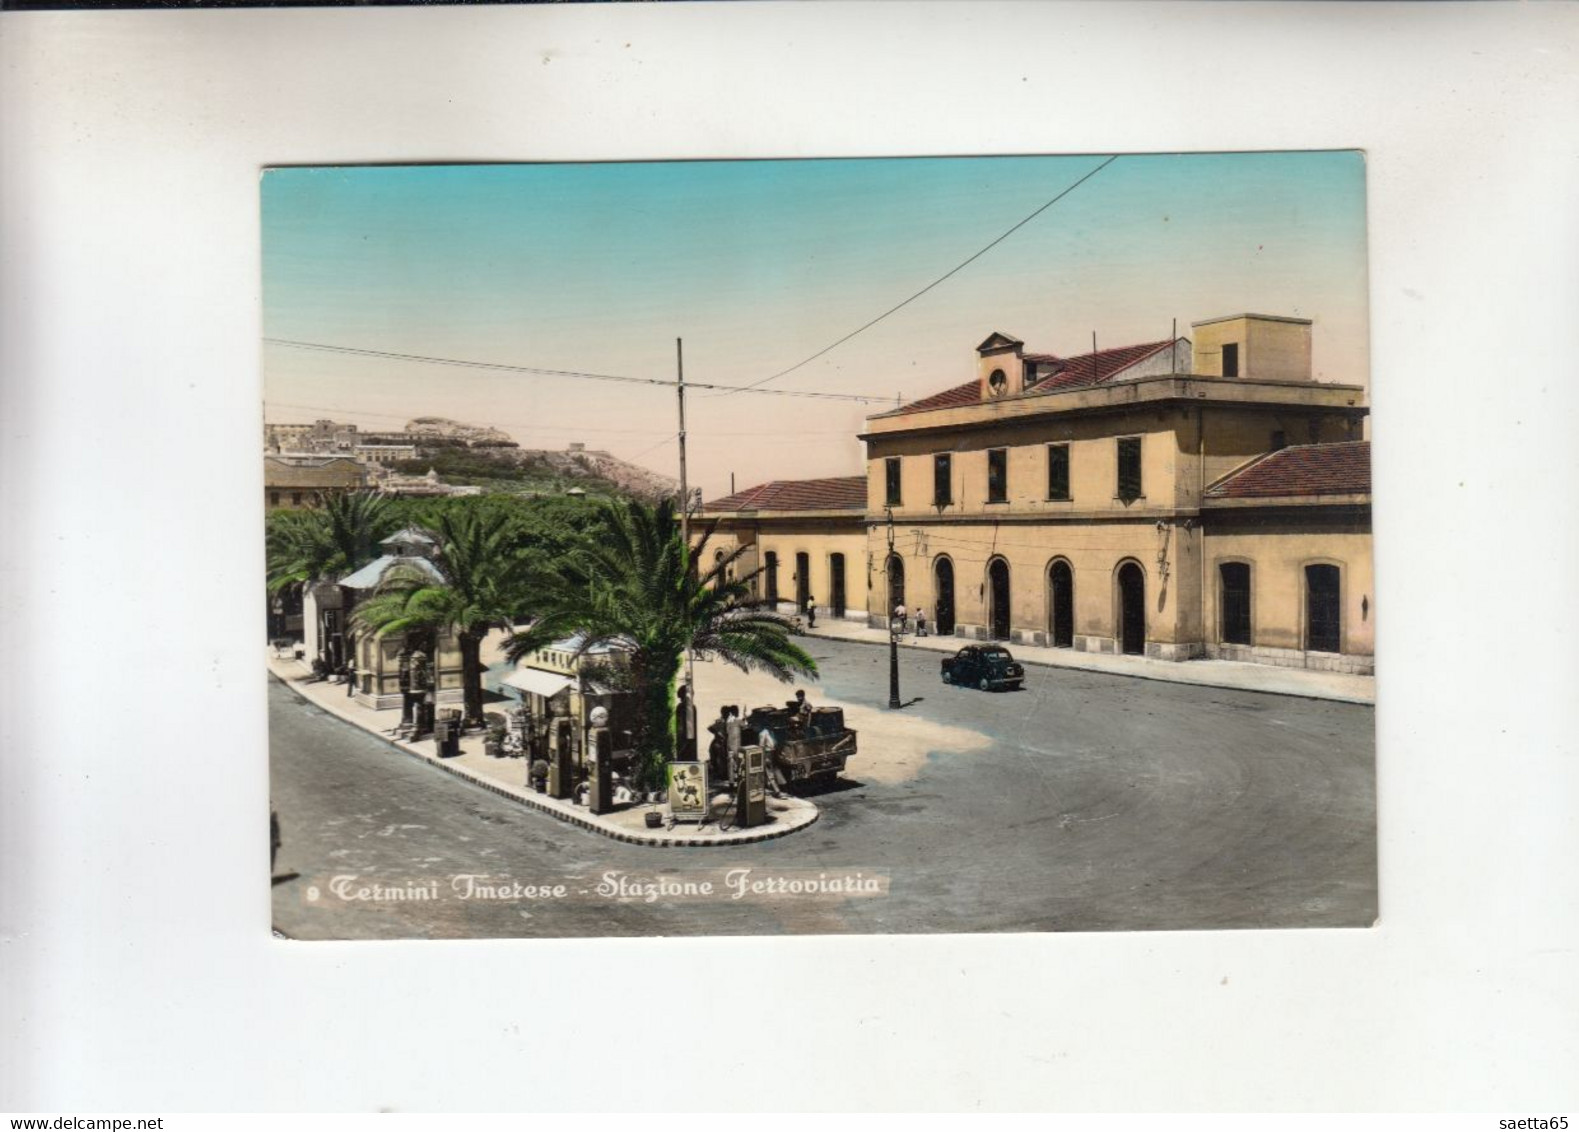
[893,602,908,636]
[916,608,929,637]
[806,596,817,630]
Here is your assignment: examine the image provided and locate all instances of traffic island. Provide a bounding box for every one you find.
[267,652,818,847]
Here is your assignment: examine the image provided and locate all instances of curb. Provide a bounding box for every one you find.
[799,628,1375,706]
[269,671,818,848]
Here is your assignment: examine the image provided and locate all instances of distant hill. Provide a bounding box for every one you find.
[384,420,678,501]
[402,417,517,448]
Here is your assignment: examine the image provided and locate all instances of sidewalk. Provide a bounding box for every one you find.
[798,619,1375,705]
[265,653,819,847]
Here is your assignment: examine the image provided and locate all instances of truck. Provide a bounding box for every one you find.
[707,696,858,788]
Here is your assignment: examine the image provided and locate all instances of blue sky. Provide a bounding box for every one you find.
[262,152,1369,495]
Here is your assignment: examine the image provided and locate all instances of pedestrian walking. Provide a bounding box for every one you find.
[916,608,928,637]
[893,603,908,636]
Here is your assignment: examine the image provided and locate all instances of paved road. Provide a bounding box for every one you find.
[271,638,1376,939]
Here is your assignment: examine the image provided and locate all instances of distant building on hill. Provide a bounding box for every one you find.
[264,454,367,508]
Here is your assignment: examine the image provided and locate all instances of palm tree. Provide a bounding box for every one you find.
[502,496,816,791]
[350,502,530,727]
[265,490,394,594]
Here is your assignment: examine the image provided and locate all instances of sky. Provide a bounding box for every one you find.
[261,152,1370,499]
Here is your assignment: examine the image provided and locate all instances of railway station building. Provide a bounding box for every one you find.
[704,313,1374,676]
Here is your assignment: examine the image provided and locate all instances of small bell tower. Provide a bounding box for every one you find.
[976,332,1026,400]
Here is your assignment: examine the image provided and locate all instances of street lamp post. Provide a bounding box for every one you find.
[887,506,901,710]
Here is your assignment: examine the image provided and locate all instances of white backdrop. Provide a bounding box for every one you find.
[2,1,1576,1113]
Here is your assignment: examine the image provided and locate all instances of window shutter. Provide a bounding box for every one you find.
[1117,438,1142,501]
[1048,444,1069,499]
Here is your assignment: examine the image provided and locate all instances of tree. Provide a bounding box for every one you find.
[502,497,816,791]
[350,501,530,727]
[265,490,395,594]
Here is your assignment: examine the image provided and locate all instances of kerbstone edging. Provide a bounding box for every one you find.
[807,627,1375,706]
[269,670,818,848]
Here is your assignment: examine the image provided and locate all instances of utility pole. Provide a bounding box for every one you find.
[886,506,901,710]
[677,338,696,758]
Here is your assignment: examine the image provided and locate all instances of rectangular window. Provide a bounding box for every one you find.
[1220,562,1252,645]
[933,453,952,506]
[1047,443,1070,500]
[1116,437,1142,501]
[987,448,1008,503]
[885,457,902,507]
[1222,342,1240,377]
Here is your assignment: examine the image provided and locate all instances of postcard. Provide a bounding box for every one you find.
[263,152,1375,940]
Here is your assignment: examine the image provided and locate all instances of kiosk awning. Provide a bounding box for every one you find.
[500,668,574,697]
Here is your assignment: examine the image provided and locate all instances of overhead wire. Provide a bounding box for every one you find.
[716,154,1121,397]
[263,337,892,405]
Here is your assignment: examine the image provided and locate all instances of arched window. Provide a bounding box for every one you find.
[987,557,1011,640]
[887,555,906,613]
[829,553,847,618]
[1220,562,1252,645]
[933,557,956,635]
[1117,561,1145,655]
[1047,559,1073,648]
[1306,564,1341,653]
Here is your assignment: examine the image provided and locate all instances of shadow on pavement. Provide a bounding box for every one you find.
[787,776,865,798]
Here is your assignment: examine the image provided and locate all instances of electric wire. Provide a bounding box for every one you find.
[264,337,892,405]
[716,154,1121,397]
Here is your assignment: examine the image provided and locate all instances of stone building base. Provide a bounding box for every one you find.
[1207,642,1374,675]
[1066,635,1203,661]
[1075,634,1118,655]
[353,687,466,712]
[856,622,1371,674]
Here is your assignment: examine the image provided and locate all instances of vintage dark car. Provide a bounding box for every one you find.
[940,645,1025,691]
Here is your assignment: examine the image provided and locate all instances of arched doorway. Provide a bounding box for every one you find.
[795,551,811,614]
[1048,559,1074,648]
[988,557,1011,640]
[933,557,956,635]
[1305,563,1341,653]
[1117,561,1145,655]
[886,555,906,617]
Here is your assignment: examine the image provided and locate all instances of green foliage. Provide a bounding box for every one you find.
[351,503,534,725]
[502,497,816,790]
[388,448,620,498]
[265,491,396,593]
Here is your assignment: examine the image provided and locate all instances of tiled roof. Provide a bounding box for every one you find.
[1207,441,1371,499]
[338,554,445,590]
[263,456,366,489]
[381,527,437,548]
[892,338,1176,414]
[704,475,867,513]
[892,380,980,415]
[1026,339,1175,392]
